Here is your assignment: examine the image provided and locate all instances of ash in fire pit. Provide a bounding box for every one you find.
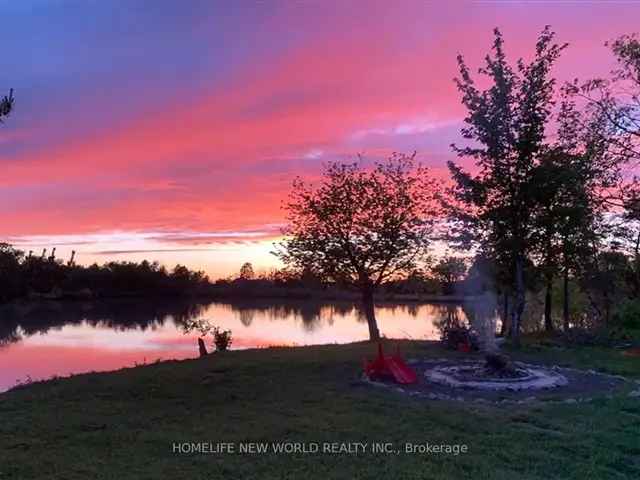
[483,353,520,378]
[424,357,568,391]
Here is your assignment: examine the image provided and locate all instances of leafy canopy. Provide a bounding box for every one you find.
[276,153,440,287]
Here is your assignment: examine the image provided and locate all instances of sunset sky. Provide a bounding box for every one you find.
[2,0,639,278]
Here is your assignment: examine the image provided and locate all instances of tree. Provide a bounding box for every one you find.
[447,27,567,344]
[576,34,639,162]
[276,153,439,340]
[0,90,15,301]
[556,34,640,326]
[620,189,640,296]
[431,256,467,294]
[527,82,617,332]
[580,250,632,326]
[0,88,13,122]
[528,150,602,331]
[239,262,255,281]
[0,243,25,302]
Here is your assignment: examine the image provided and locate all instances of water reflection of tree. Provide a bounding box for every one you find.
[432,304,468,339]
[0,298,210,347]
[238,309,255,327]
[227,299,360,333]
[0,322,21,347]
[0,298,487,347]
[358,303,421,323]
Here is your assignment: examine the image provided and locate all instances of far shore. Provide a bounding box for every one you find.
[0,289,475,307]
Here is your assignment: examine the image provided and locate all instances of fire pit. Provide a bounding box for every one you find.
[424,355,568,391]
[362,351,634,403]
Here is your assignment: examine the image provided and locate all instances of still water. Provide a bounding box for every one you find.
[0,298,478,392]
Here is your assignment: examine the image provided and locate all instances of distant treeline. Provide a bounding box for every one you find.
[0,245,471,304]
[210,260,473,300]
[0,243,209,303]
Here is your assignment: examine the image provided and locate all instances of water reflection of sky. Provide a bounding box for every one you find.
[0,301,475,392]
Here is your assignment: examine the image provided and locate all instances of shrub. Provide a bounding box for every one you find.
[441,326,479,351]
[212,327,233,352]
[613,299,640,331]
[182,319,233,352]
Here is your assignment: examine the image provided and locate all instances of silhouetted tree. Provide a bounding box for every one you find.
[448,27,567,344]
[620,189,640,296]
[276,153,439,340]
[576,34,639,162]
[528,152,597,331]
[0,244,25,302]
[239,262,255,281]
[431,256,467,294]
[528,92,615,332]
[0,88,13,122]
[0,245,209,303]
[557,34,640,328]
[580,250,632,326]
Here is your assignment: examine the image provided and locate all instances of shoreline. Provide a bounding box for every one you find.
[2,339,638,479]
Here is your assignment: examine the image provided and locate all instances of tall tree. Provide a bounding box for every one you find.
[562,33,640,322]
[577,34,639,162]
[620,189,640,296]
[528,79,621,332]
[447,27,567,344]
[276,154,439,340]
[529,149,602,331]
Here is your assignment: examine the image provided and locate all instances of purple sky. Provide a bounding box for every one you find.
[1,1,638,277]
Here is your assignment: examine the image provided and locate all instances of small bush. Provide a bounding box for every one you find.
[613,299,640,331]
[441,326,479,351]
[182,319,233,352]
[212,327,233,352]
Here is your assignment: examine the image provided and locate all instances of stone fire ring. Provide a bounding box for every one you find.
[424,361,568,391]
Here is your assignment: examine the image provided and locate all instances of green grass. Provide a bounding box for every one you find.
[1,340,639,479]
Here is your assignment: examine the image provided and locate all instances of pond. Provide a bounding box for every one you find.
[0,298,487,392]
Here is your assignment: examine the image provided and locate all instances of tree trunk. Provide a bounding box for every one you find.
[634,230,640,297]
[198,337,208,357]
[544,276,553,332]
[500,292,509,337]
[563,267,570,333]
[361,284,380,341]
[511,256,525,346]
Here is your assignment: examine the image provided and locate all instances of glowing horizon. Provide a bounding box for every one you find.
[2,1,639,277]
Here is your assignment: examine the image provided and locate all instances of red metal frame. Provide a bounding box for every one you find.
[363,343,417,384]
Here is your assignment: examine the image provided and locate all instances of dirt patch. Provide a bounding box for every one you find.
[364,358,635,404]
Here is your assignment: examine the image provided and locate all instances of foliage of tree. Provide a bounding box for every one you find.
[383,269,441,296]
[239,262,255,281]
[431,256,467,294]
[0,245,209,303]
[447,27,567,343]
[276,153,439,340]
[526,93,615,331]
[0,88,13,122]
[579,251,633,326]
[576,34,639,162]
[563,33,640,326]
[0,243,25,302]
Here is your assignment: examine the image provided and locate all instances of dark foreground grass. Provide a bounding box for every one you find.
[1,340,639,480]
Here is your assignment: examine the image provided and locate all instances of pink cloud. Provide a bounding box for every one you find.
[2,1,640,276]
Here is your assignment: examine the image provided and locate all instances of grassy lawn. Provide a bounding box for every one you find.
[1,340,639,479]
